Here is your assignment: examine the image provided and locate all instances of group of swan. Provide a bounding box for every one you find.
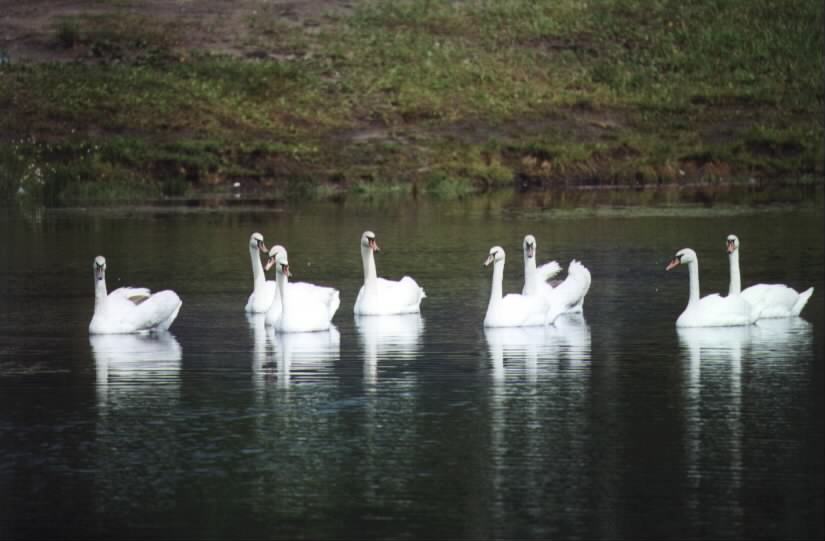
[666,234,813,327]
[244,230,426,332]
[483,234,591,328]
[88,228,812,335]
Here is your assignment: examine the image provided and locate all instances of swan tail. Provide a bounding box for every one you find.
[792,287,814,316]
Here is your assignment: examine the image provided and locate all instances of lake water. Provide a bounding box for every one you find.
[1,186,823,539]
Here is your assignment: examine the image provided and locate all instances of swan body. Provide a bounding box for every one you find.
[666,248,758,327]
[244,232,276,313]
[726,234,814,318]
[353,231,426,316]
[264,245,341,326]
[484,246,552,328]
[267,249,337,333]
[89,256,182,334]
[521,235,591,321]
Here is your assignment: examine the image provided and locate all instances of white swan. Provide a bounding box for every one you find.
[264,245,341,326]
[266,248,337,333]
[726,234,814,318]
[244,232,276,313]
[353,230,426,315]
[89,256,182,334]
[521,234,562,297]
[666,248,758,327]
[484,246,552,327]
[521,235,590,321]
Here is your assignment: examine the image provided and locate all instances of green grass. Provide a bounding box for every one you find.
[1,0,822,206]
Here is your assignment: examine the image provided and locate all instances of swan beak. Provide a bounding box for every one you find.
[665,258,680,271]
[281,264,291,277]
[484,254,495,267]
[369,238,380,252]
[264,257,275,272]
[526,244,534,258]
[726,241,735,254]
[258,240,269,253]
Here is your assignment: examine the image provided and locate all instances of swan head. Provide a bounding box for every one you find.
[523,235,536,259]
[264,245,287,272]
[666,248,696,271]
[485,246,505,267]
[249,232,268,253]
[93,255,106,281]
[726,234,740,254]
[361,231,380,252]
[273,250,291,277]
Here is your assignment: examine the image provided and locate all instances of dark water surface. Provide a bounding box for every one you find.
[1,187,823,539]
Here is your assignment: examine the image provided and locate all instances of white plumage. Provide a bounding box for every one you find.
[666,248,758,327]
[244,232,276,313]
[521,234,591,323]
[263,245,341,327]
[267,248,338,333]
[353,231,426,316]
[89,256,182,334]
[484,246,552,328]
[726,234,814,318]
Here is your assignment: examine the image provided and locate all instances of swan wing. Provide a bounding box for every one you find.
[110,287,152,304]
[125,290,182,332]
[742,283,812,317]
[546,260,591,320]
[377,276,426,312]
[94,289,181,333]
[537,260,562,282]
[289,281,341,320]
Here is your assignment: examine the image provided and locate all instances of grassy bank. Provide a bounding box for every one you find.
[1,0,823,206]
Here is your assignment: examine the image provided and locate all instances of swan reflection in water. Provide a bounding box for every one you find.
[484,313,592,383]
[483,314,592,527]
[250,313,341,389]
[271,327,340,388]
[676,318,812,534]
[355,314,424,386]
[90,332,182,409]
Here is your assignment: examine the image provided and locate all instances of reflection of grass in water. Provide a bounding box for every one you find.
[479,182,824,219]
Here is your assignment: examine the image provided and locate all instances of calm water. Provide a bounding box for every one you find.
[1,187,823,539]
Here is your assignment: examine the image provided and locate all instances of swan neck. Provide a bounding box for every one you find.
[250,245,265,290]
[728,250,741,296]
[94,275,108,308]
[524,254,536,294]
[687,258,700,305]
[489,259,504,309]
[361,245,377,287]
[276,269,288,315]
